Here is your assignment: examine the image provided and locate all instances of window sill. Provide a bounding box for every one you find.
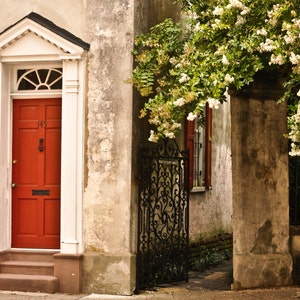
[191,186,206,193]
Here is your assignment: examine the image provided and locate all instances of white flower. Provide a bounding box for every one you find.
[284,34,295,44]
[225,74,234,83]
[171,123,182,130]
[173,97,186,107]
[258,39,275,52]
[207,97,220,109]
[297,89,300,97]
[148,130,159,143]
[213,6,224,16]
[257,28,267,36]
[222,55,229,65]
[226,0,244,9]
[236,16,245,26]
[185,11,198,20]
[164,131,175,139]
[269,54,285,65]
[149,116,160,125]
[289,141,300,156]
[224,87,231,101]
[241,7,250,15]
[169,57,177,65]
[179,73,190,83]
[211,19,221,29]
[293,18,300,27]
[290,52,300,65]
[195,23,201,31]
[187,112,197,121]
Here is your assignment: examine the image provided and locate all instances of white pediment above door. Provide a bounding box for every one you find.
[0,12,89,62]
[1,31,67,57]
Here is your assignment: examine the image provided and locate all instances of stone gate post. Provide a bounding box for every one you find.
[231,73,293,289]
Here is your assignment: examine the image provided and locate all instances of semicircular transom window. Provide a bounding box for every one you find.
[17,68,62,90]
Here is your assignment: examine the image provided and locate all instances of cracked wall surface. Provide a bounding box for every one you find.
[82,0,180,295]
[82,0,136,294]
[231,73,292,289]
[189,100,233,239]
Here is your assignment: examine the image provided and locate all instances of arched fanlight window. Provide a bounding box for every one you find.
[17,68,62,90]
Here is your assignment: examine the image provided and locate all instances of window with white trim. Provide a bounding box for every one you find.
[17,68,62,90]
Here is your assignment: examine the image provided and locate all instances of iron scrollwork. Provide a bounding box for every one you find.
[136,139,189,293]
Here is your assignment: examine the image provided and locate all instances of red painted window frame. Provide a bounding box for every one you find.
[185,103,212,190]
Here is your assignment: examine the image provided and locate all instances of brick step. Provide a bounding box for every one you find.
[0,260,54,275]
[0,273,58,293]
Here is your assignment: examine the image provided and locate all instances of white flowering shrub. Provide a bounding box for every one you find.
[130,0,300,154]
[287,104,300,156]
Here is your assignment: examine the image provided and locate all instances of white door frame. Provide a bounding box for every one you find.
[0,17,87,254]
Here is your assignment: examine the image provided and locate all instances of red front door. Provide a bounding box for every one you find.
[12,98,61,249]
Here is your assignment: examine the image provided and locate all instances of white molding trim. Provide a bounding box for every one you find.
[0,16,87,254]
[0,19,84,55]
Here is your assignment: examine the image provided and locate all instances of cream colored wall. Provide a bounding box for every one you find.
[0,0,87,41]
[189,101,233,240]
[82,0,138,295]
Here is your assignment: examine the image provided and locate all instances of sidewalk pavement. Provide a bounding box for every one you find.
[1,287,300,300]
[1,260,300,299]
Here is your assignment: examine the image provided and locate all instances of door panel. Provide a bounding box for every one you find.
[18,129,39,184]
[44,199,60,235]
[12,98,61,249]
[17,198,38,235]
[45,129,61,185]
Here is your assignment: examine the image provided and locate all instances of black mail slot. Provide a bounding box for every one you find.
[32,189,50,196]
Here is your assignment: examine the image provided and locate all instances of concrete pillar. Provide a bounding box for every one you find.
[82,0,137,295]
[290,227,300,284]
[82,0,181,295]
[231,72,292,289]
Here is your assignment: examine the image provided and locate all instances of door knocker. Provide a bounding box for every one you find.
[38,138,44,152]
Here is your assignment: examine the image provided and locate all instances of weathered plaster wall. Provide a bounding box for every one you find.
[148,0,181,27]
[82,0,181,294]
[189,101,233,240]
[231,73,292,289]
[82,0,136,295]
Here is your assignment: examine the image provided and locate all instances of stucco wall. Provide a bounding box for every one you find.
[82,0,137,295]
[231,73,292,289]
[82,0,180,295]
[0,0,87,41]
[189,101,233,240]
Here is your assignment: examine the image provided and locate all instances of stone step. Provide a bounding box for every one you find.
[0,260,54,275]
[0,273,58,293]
[4,250,58,263]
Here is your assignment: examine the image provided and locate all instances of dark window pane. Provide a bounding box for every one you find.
[37,84,49,90]
[18,79,36,90]
[38,69,49,83]
[17,68,62,90]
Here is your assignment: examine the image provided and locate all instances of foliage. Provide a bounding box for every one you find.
[191,249,232,271]
[189,233,233,271]
[130,0,300,154]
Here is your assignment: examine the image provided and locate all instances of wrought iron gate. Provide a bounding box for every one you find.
[136,139,189,293]
[289,155,300,225]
